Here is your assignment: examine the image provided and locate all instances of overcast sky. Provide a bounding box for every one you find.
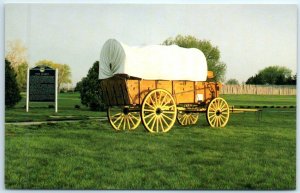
[4,3,297,86]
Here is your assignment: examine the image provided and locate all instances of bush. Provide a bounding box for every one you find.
[5,59,21,108]
[78,61,106,111]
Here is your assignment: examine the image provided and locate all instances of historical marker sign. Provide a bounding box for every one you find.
[26,66,58,112]
[29,66,56,102]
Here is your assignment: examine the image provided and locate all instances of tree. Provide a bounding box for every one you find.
[163,35,227,82]
[5,39,27,70]
[78,61,105,111]
[5,40,29,91]
[259,66,291,85]
[5,59,21,108]
[226,78,239,85]
[246,73,265,85]
[74,80,83,92]
[286,74,297,85]
[35,60,72,90]
[15,62,28,91]
[246,65,293,85]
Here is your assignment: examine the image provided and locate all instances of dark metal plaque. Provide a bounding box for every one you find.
[29,66,56,102]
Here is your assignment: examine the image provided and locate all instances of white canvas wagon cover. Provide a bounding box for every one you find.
[99,39,207,81]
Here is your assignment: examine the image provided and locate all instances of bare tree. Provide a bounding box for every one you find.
[5,39,27,70]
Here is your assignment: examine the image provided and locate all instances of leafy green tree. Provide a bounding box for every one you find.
[246,65,293,85]
[259,66,291,85]
[226,78,239,85]
[5,59,21,108]
[286,74,297,85]
[15,62,28,91]
[78,61,105,111]
[163,35,227,82]
[36,60,72,90]
[74,80,83,92]
[246,73,265,85]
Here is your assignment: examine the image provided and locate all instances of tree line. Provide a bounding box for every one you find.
[226,66,296,85]
[245,66,296,85]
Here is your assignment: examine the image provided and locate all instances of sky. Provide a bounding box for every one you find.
[4,3,297,86]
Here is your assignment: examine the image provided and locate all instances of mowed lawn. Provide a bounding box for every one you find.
[5,93,296,190]
[5,92,106,122]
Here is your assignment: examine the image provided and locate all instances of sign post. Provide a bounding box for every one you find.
[26,66,58,112]
[55,69,58,113]
[26,67,29,112]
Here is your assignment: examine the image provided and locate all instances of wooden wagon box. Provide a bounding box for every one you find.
[100,72,229,132]
[100,76,221,106]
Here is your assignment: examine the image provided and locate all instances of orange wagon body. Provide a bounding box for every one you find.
[100,71,229,133]
[100,76,221,106]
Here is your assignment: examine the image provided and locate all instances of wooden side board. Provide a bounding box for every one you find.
[100,78,130,106]
[100,77,221,106]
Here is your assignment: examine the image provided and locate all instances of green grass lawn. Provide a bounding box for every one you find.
[5,93,296,189]
[5,92,106,122]
[222,94,296,107]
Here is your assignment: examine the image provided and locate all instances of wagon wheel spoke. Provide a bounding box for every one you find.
[141,89,177,133]
[161,98,172,107]
[206,98,230,128]
[144,102,155,110]
[178,114,187,125]
[159,93,168,106]
[118,117,125,130]
[177,109,199,126]
[111,113,122,118]
[150,116,157,131]
[144,112,155,119]
[128,115,136,125]
[149,95,156,108]
[108,107,141,131]
[129,112,140,121]
[112,114,123,124]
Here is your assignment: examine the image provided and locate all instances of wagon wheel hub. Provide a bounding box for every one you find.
[123,107,129,115]
[216,110,221,116]
[156,108,162,115]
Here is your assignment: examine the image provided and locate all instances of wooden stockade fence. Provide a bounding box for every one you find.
[221,85,296,95]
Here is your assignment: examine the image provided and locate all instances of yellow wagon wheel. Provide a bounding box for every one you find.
[141,89,177,133]
[206,97,230,127]
[177,111,199,125]
[108,106,141,130]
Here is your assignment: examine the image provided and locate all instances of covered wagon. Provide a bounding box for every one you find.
[99,39,230,132]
